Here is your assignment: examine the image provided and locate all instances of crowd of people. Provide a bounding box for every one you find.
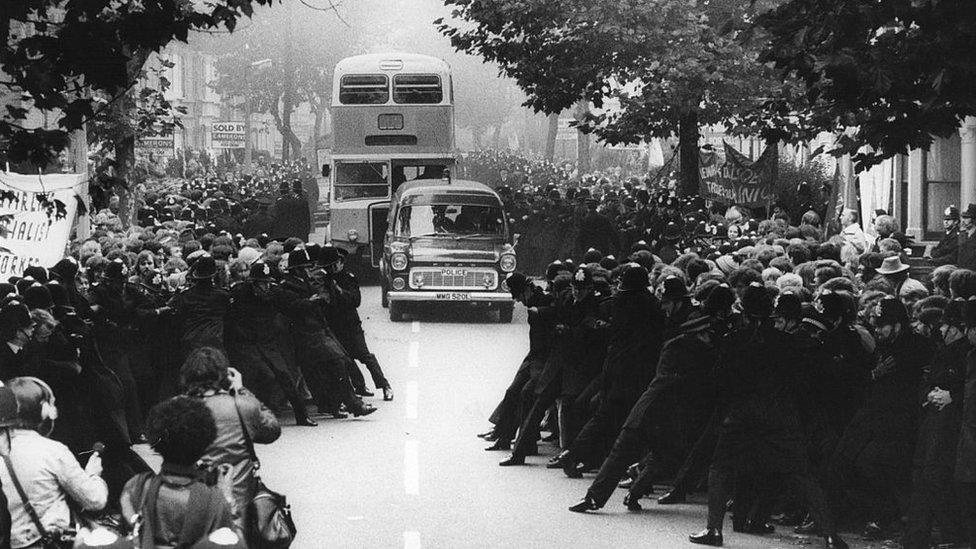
[0,161,393,548]
[482,186,976,549]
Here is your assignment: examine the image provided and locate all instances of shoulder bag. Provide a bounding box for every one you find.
[233,395,296,549]
[1,454,76,549]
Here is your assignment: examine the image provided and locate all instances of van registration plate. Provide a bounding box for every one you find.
[435,292,470,301]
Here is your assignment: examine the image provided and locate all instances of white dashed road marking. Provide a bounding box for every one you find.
[411,321,420,333]
[403,531,421,549]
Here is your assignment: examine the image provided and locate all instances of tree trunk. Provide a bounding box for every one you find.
[678,109,700,197]
[544,114,558,161]
[574,100,590,173]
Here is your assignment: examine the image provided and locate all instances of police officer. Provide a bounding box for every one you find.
[227,260,317,426]
[320,246,393,401]
[929,205,960,265]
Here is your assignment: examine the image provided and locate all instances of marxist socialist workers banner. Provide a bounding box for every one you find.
[699,142,777,207]
[0,171,85,282]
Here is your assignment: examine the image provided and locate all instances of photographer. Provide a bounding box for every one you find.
[0,376,108,549]
[180,347,280,539]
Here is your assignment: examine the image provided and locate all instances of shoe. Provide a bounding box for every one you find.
[499,454,525,466]
[349,402,377,417]
[737,521,775,534]
[794,520,819,535]
[861,522,883,541]
[355,388,375,397]
[477,429,494,439]
[328,410,348,419]
[567,495,601,513]
[546,451,570,469]
[688,528,723,546]
[657,489,686,505]
[623,493,642,511]
[295,416,318,427]
[618,478,634,489]
[541,432,559,443]
[383,386,394,401]
[479,431,499,442]
[823,534,849,549]
[485,440,511,451]
[563,462,582,479]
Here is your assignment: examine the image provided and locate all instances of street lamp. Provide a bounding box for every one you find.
[243,56,273,175]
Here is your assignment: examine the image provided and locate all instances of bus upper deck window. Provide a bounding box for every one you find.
[393,74,443,104]
[339,75,389,105]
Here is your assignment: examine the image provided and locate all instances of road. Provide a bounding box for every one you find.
[239,285,887,549]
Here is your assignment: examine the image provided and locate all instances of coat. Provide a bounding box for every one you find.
[198,390,280,531]
[558,291,609,397]
[575,211,618,256]
[270,194,310,241]
[834,330,933,481]
[601,287,664,401]
[712,324,810,473]
[915,337,969,472]
[957,230,976,271]
[956,349,976,482]
[930,225,960,265]
[168,283,231,355]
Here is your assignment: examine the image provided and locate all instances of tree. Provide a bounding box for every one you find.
[438,0,794,195]
[753,0,976,170]
[1,0,279,169]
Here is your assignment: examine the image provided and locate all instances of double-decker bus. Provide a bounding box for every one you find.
[326,52,456,270]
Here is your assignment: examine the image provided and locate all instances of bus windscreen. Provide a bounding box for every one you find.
[334,162,389,200]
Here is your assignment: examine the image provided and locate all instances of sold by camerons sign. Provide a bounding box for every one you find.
[210,121,246,149]
[699,142,777,207]
[0,172,85,282]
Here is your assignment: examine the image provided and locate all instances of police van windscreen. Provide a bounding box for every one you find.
[395,204,505,237]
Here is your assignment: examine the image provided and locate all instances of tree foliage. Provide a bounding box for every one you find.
[437,0,794,194]
[1,0,280,169]
[754,0,976,169]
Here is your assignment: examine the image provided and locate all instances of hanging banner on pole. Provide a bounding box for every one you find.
[0,172,85,282]
[699,142,777,207]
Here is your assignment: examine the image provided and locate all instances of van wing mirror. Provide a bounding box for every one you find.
[321,164,331,177]
[513,233,520,247]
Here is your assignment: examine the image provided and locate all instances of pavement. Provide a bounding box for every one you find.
[138,276,896,548]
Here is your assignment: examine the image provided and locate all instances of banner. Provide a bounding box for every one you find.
[699,142,777,207]
[210,121,246,149]
[0,172,85,282]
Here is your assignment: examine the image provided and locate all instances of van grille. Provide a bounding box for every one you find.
[408,267,498,290]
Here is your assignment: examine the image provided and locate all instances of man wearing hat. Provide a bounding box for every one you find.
[318,246,393,402]
[659,275,693,339]
[167,255,231,358]
[876,255,927,299]
[270,181,309,242]
[482,272,554,449]
[956,204,976,270]
[570,313,717,513]
[689,283,848,549]
[226,261,317,427]
[830,297,934,542]
[560,264,663,479]
[0,302,34,379]
[271,249,375,418]
[904,298,969,548]
[575,198,618,259]
[928,205,960,265]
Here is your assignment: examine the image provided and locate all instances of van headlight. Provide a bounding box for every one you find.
[391,253,408,271]
[499,254,517,272]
